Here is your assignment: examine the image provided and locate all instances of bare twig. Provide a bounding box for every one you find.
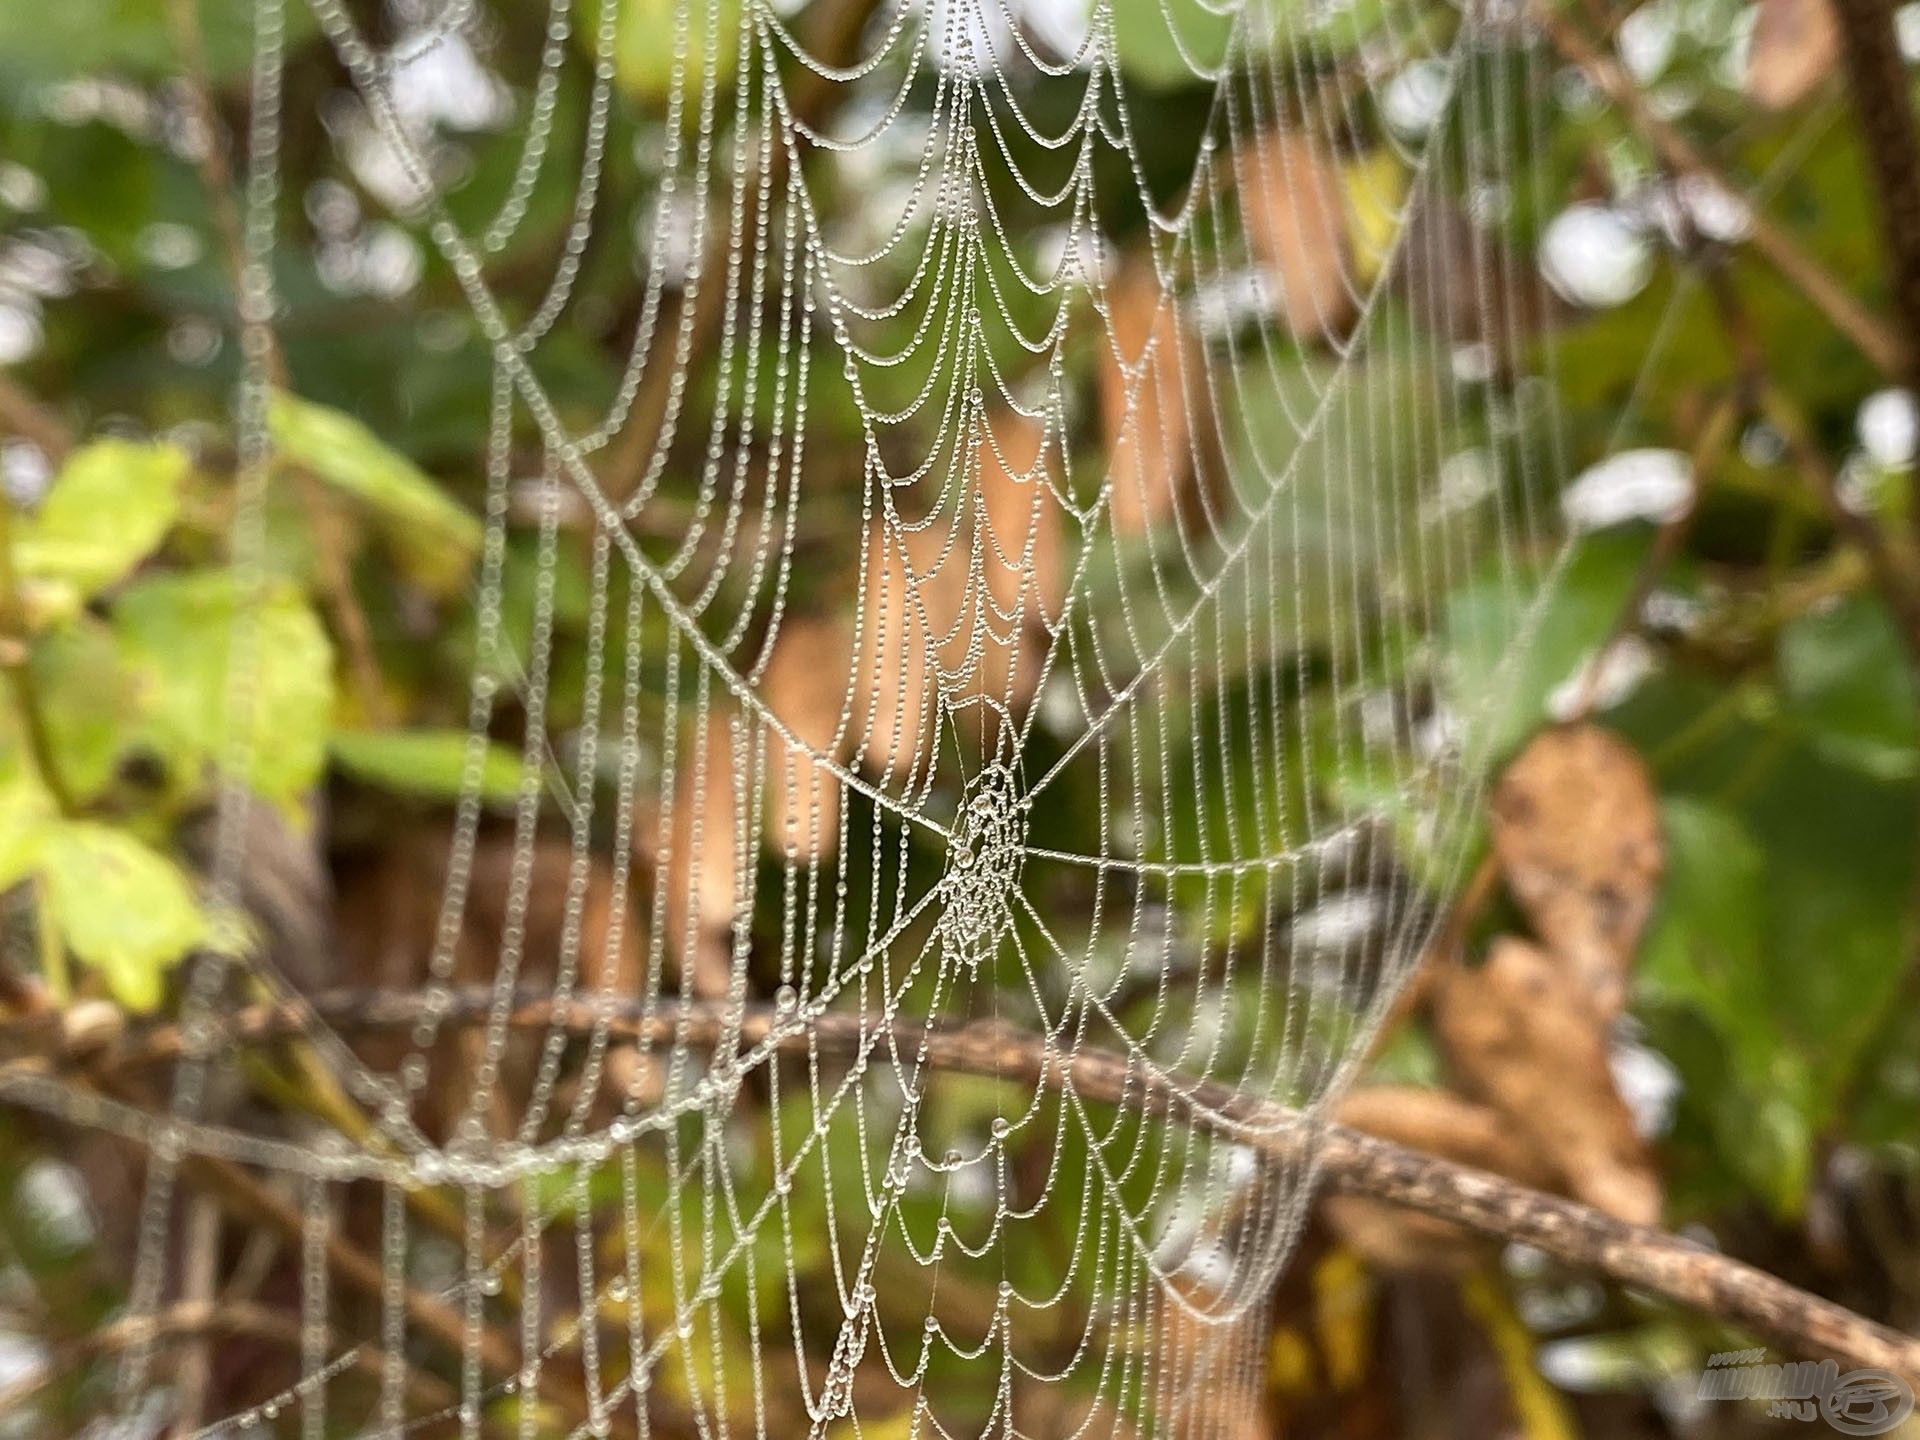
[0,374,72,462]
[0,497,75,812]
[1694,255,1920,656]
[1818,0,1920,1217]
[1828,0,1920,399]
[13,988,1919,1386]
[50,1062,590,1426]
[1574,395,1741,716]
[1535,5,1911,381]
[0,1297,455,1424]
[171,1192,223,1433]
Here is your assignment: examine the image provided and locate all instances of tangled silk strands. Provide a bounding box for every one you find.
[7,0,1584,1430]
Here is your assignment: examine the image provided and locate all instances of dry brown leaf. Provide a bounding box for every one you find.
[1746,0,1838,109]
[662,714,743,999]
[1325,1086,1560,1271]
[1489,723,1662,1021]
[760,615,853,864]
[1159,1274,1275,1440]
[972,405,1066,617]
[854,408,1064,767]
[1433,937,1662,1226]
[1100,253,1195,535]
[851,521,941,782]
[1236,131,1355,343]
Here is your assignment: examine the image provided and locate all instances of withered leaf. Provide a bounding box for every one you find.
[1235,131,1355,343]
[760,614,853,864]
[1100,252,1195,535]
[1325,1085,1560,1271]
[661,713,744,999]
[1433,938,1662,1226]
[1489,723,1662,1020]
[1746,0,1838,109]
[855,408,1064,769]
[851,519,940,783]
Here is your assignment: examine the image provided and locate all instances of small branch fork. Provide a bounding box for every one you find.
[6,989,1917,1388]
[1535,4,1910,380]
[1828,0,1920,410]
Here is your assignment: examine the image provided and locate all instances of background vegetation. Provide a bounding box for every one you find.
[0,0,1917,1433]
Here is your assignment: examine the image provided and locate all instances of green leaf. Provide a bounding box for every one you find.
[113,571,335,819]
[1635,717,1920,1215]
[0,0,310,82]
[29,618,142,804]
[1106,0,1234,89]
[1641,800,1770,1060]
[0,782,55,891]
[1640,798,1815,1215]
[13,440,186,600]
[330,728,526,804]
[1441,528,1653,761]
[39,821,206,1012]
[609,0,738,101]
[1778,593,1920,778]
[268,392,481,597]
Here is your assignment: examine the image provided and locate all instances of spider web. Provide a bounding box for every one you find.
[2,0,1580,1429]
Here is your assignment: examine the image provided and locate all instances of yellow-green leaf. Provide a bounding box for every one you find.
[0,781,55,890]
[1344,150,1408,287]
[330,727,526,804]
[39,821,207,1011]
[13,439,187,600]
[268,391,481,597]
[31,617,141,804]
[113,571,335,820]
[610,0,738,102]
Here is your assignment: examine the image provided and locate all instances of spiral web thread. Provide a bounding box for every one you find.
[4,0,1582,1429]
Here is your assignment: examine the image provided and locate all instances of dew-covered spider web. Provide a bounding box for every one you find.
[1,0,1586,1427]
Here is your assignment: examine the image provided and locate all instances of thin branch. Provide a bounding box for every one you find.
[12,988,1919,1386]
[170,1192,223,1434]
[1829,0,1920,400]
[1535,5,1911,381]
[0,497,76,812]
[66,1064,594,1426]
[1575,394,1741,715]
[0,374,72,462]
[1818,0,1920,1225]
[1696,255,1920,657]
[0,1298,455,1425]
